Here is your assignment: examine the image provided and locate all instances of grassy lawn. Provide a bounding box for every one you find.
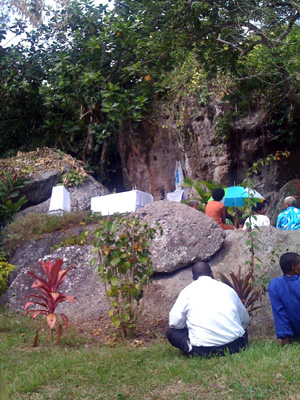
[1,310,300,400]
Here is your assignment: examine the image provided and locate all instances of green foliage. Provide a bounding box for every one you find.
[0,369,8,400]
[163,50,211,103]
[244,150,290,180]
[181,178,223,212]
[52,229,90,251]
[24,258,76,345]
[92,216,161,339]
[1,0,300,176]
[60,169,86,187]
[0,252,15,297]
[0,172,27,230]
[3,211,92,256]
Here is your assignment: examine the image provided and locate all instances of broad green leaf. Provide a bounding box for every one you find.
[111,276,121,286]
[123,313,130,322]
[111,315,121,327]
[111,257,121,266]
[124,261,131,269]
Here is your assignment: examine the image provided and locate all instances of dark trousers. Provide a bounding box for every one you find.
[166,328,248,357]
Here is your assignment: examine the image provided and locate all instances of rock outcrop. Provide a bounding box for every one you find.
[119,97,293,208]
[135,200,225,273]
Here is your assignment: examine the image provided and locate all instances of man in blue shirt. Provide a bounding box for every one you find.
[276,196,300,230]
[268,252,300,345]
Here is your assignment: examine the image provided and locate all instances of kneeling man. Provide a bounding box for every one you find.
[167,262,249,357]
[268,252,300,346]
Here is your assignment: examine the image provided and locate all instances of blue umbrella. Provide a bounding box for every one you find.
[222,186,249,207]
[208,186,265,207]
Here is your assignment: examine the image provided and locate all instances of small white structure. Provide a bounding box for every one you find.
[91,190,153,215]
[49,185,71,215]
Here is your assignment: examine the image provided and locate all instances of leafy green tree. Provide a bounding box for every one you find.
[0,43,46,155]
[0,0,299,181]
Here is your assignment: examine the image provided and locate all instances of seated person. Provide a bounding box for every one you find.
[276,196,300,230]
[268,252,300,346]
[188,201,198,210]
[243,203,270,230]
[167,262,249,357]
[225,212,234,226]
[205,188,235,230]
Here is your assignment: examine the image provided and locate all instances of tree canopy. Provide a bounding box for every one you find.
[1,0,300,184]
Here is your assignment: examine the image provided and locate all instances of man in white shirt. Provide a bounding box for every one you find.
[167,262,249,357]
[243,202,270,230]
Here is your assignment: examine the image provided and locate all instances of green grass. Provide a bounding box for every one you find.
[1,310,300,400]
[3,211,115,256]
[2,211,95,255]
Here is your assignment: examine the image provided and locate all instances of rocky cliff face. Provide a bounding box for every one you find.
[119,97,295,203]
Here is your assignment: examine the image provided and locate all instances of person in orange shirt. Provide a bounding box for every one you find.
[205,188,235,230]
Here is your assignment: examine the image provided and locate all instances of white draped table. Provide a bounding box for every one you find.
[91,190,153,215]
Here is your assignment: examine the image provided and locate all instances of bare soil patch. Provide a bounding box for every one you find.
[72,312,169,345]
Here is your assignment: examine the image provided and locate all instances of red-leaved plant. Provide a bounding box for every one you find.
[24,258,76,345]
[219,267,262,316]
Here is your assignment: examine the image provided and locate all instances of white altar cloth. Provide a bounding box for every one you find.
[166,189,184,202]
[91,190,153,215]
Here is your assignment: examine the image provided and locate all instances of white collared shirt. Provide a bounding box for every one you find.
[243,214,270,230]
[169,276,249,347]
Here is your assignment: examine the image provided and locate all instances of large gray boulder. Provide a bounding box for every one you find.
[135,200,225,273]
[1,245,107,319]
[20,169,62,206]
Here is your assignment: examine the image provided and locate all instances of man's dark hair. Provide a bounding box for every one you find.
[251,204,257,213]
[279,252,300,274]
[212,188,225,202]
[192,262,213,280]
[256,202,265,212]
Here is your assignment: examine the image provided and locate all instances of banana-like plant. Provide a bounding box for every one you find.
[181,178,223,211]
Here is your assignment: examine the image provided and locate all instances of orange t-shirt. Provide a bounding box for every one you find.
[205,201,225,225]
[205,201,235,230]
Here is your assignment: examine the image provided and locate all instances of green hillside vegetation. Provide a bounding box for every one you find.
[1,0,300,182]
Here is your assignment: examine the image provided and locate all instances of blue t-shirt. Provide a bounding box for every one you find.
[268,275,300,338]
[276,207,300,230]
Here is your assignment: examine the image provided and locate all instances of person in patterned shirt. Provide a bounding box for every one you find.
[276,196,300,230]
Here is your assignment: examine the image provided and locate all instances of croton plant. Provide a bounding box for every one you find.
[24,258,76,345]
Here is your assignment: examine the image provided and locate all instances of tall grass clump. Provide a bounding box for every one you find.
[3,211,92,254]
